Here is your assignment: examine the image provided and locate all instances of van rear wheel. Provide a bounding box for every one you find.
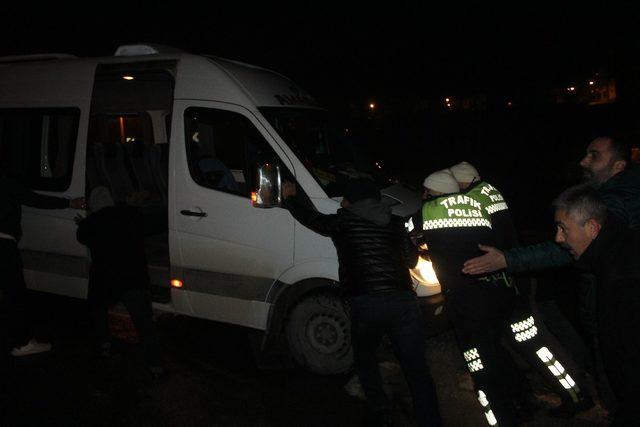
[286,292,353,375]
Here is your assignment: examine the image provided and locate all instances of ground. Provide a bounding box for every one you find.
[0,292,610,426]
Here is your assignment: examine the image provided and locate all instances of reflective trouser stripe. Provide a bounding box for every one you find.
[463,348,484,373]
[510,316,538,342]
[536,346,580,403]
[477,390,498,426]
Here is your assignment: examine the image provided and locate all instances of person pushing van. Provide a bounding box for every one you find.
[282,178,441,427]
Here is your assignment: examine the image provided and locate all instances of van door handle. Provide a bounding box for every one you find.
[180,209,207,217]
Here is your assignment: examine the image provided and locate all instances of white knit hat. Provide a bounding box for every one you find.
[450,161,480,183]
[423,170,460,194]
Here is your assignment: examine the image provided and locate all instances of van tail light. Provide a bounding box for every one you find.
[250,191,258,205]
[170,279,183,288]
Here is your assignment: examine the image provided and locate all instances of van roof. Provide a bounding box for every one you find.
[0,44,321,111]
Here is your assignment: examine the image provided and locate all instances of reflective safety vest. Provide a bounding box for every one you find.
[466,181,509,216]
[421,192,492,231]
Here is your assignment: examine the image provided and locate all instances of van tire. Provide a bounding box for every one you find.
[286,292,353,375]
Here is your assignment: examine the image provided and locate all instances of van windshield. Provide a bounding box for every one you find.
[259,107,391,197]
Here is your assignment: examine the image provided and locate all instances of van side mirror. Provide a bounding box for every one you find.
[252,163,281,208]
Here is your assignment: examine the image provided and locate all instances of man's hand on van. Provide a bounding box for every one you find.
[69,197,86,210]
[282,181,297,199]
[73,214,85,225]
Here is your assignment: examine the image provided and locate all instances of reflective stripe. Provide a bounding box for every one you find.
[486,202,508,214]
[536,346,581,402]
[464,347,484,373]
[478,390,498,426]
[511,316,538,342]
[423,218,492,230]
[510,316,534,333]
[463,348,480,362]
[405,217,415,232]
[515,326,538,342]
[468,359,484,372]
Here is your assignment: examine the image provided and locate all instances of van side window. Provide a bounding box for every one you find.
[0,108,79,191]
[184,107,281,198]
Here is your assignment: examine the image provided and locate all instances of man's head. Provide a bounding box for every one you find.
[580,136,630,187]
[422,169,460,199]
[342,178,380,208]
[449,161,481,190]
[552,185,607,259]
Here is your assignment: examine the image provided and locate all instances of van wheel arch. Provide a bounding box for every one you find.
[265,279,354,375]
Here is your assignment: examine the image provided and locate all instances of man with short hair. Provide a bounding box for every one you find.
[282,178,442,427]
[462,136,640,274]
[552,184,639,425]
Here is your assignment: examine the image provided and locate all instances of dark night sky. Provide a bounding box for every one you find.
[3,1,640,107]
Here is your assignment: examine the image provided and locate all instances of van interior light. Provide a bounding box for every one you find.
[122,75,135,81]
[170,279,183,288]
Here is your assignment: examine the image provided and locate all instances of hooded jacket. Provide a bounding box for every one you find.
[283,196,417,296]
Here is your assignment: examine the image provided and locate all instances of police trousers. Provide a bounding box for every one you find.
[447,279,587,426]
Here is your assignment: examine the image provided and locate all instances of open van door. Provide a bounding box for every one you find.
[170,100,295,329]
[0,61,95,298]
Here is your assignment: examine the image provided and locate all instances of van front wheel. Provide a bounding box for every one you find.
[286,292,353,375]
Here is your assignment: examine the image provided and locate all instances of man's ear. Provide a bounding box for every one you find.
[612,159,627,175]
[585,218,602,240]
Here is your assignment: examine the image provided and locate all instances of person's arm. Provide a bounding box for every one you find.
[504,241,573,272]
[281,182,340,237]
[399,219,419,269]
[462,240,573,275]
[14,176,85,210]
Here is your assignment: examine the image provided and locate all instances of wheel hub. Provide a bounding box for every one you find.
[307,313,348,355]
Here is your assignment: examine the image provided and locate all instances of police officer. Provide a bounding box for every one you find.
[449,162,593,417]
[414,169,590,426]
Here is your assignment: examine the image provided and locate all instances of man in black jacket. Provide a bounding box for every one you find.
[282,178,441,427]
[552,184,639,425]
[0,166,84,357]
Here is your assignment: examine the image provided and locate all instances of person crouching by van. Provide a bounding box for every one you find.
[75,186,162,375]
[0,163,85,358]
[281,178,442,427]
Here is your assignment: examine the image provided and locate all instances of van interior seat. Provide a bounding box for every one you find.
[124,140,162,199]
[148,143,169,203]
[93,142,136,204]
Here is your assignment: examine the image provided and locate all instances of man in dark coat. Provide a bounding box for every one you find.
[76,186,160,370]
[552,184,639,425]
[282,178,441,427]
[0,165,84,357]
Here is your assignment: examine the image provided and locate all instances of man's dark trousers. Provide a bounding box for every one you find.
[0,239,32,352]
[349,289,441,427]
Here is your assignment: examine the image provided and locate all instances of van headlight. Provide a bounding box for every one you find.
[410,256,441,297]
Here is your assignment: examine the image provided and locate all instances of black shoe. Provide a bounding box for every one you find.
[548,395,594,418]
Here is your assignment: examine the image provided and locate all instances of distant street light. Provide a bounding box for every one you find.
[589,81,595,86]
[369,103,376,110]
[122,75,135,81]
[567,86,576,92]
